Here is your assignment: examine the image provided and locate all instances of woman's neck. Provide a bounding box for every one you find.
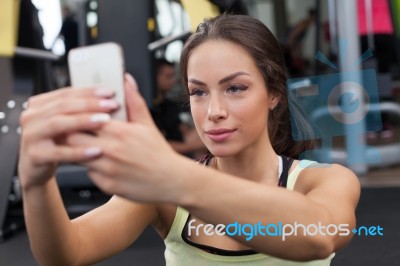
[212,137,279,186]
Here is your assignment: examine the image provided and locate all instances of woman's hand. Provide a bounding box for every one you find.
[18,87,119,190]
[66,74,185,202]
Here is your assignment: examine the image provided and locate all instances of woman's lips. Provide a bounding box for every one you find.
[205,128,237,142]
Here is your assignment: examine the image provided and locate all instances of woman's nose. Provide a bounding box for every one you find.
[207,95,227,122]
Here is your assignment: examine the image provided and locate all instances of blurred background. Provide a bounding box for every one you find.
[0,0,399,265]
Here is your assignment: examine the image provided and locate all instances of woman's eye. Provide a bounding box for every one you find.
[227,85,247,94]
[189,89,206,97]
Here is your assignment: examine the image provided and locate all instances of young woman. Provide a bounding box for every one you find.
[19,14,360,265]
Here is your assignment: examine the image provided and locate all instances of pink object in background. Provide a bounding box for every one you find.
[357,0,394,35]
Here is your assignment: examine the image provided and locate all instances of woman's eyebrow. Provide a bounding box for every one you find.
[188,71,250,86]
[188,78,206,86]
[218,71,250,84]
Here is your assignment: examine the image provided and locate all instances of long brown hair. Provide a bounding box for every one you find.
[180,14,314,158]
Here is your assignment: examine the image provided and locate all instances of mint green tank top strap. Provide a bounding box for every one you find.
[164,159,335,265]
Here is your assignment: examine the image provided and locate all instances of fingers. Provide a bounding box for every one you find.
[21,87,120,133]
[27,87,115,109]
[23,113,111,140]
[24,74,153,130]
[65,132,98,147]
[19,87,121,183]
[68,120,136,158]
[29,144,103,165]
[21,98,120,127]
[53,146,103,164]
[124,73,138,94]
[124,73,155,126]
[20,115,107,168]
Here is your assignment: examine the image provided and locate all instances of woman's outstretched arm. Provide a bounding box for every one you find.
[19,83,158,266]
[23,180,158,266]
[175,160,360,261]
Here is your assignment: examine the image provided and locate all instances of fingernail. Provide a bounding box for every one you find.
[125,73,138,91]
[90,113,111,123]
[95,88,115,97]
[84,147,102,157]
[99,99,119,109]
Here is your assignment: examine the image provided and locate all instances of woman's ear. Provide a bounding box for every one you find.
[269,94,281,111]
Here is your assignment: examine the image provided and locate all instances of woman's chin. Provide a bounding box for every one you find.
[208,147,239,158]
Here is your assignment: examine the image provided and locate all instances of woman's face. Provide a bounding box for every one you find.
[187,40,277,157]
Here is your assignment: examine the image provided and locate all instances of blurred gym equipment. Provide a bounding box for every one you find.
[0,0,157,241]
[0,0,64,241]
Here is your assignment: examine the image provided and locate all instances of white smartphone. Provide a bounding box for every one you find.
[68,42,127,121]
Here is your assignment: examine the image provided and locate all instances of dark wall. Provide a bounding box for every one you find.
[96,0,155,106]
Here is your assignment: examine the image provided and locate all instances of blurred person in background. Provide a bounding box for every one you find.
[151,58,206,158]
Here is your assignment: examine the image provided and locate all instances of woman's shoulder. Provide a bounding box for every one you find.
[290,159,360,194]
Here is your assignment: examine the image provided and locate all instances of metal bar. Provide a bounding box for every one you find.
[148,31,191,51]
[312,102,400,120]
[315,0,321,75]
[0,95,26,241]
[314,143,400,168]
[328,0,338,55]
[0,58,14,109]
[14,47,60,61]
[0,58,34,241]
[0,58,15,239]
[337,0,367,174]
[365,0,375,50]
